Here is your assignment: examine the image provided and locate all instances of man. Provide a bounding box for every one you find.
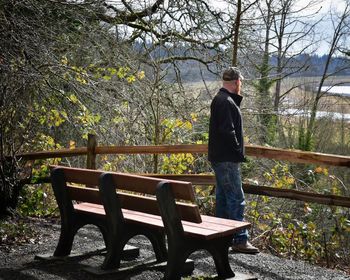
[208,67,259,254]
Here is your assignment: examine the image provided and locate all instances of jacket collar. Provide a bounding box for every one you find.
[219,87,243,106]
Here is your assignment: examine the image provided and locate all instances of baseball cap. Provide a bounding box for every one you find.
[222,67,244,81]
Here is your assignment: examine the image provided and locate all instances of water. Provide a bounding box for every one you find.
[320,86,350,97]
[281,108,350,121]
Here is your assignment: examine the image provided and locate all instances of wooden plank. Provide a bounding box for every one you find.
[200,215,251,229]
[107,172,195,202]
[50,166,195,202]
[182,220,246,234]
[95,144,350,167]
[53,166,195,202]
[182,217,250,240]
[73,205,164,228]
[144,174,350,208]
[18,147,88,160]
[243,184,350,208]
[246,145,350,167]
[18,144,350,167]
[142,174,215,185]
[68,185,102,204]
[95,144,208,155]
[55,166,103,185]
[74,203,105,215]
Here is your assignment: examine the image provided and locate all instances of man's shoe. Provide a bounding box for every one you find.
[232,241,259,254]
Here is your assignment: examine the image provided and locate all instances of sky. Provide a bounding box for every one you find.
[107,0,348,55]
[211,0,348,55]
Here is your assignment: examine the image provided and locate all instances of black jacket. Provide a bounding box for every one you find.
[208,88,245,162]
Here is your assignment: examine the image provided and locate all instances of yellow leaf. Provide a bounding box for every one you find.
[69,140,76,149]
[323,168,329,176]
[137,71,145,80]
[314,166,323,174]
[127,75,136,83]
[190,113,197,122]
[61,56,68,65]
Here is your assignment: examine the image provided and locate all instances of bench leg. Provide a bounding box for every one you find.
[164,244,190,280]
[208,237,235,279]
[144,230,167,262]
[101,235,124,270]
[53,225,77,257]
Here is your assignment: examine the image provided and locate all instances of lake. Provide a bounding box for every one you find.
[320,86,350,97]
[282,109,350,122]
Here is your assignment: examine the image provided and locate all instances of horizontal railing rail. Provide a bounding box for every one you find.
[15,134,350,208]
[143,174,350,208]
[17,144,350,167]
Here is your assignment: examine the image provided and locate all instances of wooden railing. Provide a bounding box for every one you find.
[17,134,350,208]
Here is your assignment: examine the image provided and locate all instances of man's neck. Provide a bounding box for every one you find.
[222,85,239,95]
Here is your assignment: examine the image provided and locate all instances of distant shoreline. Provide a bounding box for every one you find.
[320,86,350,97]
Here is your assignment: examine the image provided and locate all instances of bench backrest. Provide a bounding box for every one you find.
[50,165,202,223]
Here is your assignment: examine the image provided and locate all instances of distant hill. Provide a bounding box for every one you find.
[164,54,350,82]
[276,54,350,77]
[134,41,350,82]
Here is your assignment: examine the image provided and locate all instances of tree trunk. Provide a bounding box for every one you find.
[304,5,349,150]
[0,157,21,218]
[232,0,242,66]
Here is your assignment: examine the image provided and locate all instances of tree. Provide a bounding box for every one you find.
[302,0,350,151]
[0,0,240,214]
[245,0,322,145]
[231,0,258,66]
[271,0,320,113]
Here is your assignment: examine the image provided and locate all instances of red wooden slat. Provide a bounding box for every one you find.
[51,165,195,202]
[200,215,251,228]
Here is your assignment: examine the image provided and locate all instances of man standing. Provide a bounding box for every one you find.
[208,67,259,254]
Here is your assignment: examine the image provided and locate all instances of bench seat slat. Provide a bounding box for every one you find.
[200,215,251,228]
[184,216,251,238]
[74,203,250,240]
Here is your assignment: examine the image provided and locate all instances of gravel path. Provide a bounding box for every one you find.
[0,218,349,280]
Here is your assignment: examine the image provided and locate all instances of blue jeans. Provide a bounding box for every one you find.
[211,161,248,244]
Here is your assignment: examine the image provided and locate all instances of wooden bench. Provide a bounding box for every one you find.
[38,166,253,279]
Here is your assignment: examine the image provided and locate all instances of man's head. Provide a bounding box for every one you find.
[222,67,243,95]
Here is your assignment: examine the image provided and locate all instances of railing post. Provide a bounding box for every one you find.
[86,134,97,170]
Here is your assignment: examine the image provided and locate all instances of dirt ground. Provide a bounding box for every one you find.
[0,218,350,280]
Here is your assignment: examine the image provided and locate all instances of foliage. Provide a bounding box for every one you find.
[194,186,216,216]
[298,123,315,151]
[17,184,58,217]
[263,163,295,189]
[0,217,38,248]
[161,153,195,174]
[243,161,350,270]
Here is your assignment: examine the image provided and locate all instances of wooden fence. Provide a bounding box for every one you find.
[18,134,350,208]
